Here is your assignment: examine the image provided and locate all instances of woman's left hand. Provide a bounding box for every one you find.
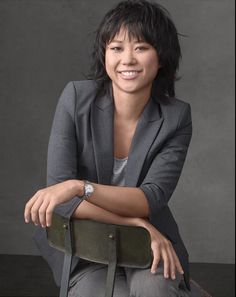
[24,180,83,228]
[139,219,184,279]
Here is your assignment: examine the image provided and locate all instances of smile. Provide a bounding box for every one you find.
[118,70,142,79]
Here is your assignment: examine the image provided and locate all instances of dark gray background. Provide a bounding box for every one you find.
[0,0,234,264]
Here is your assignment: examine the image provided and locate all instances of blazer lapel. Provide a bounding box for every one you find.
[91,90,114,185]
[91,87,163,187]
[125,97,163,187]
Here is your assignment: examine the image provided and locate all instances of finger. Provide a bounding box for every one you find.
[161,249,170,279]
[30,196,44,226]
[151,247,161,274]
[38,200,50,228]
[24,194,40,223]
[171,246,184,275]
[46,202,55,227]
[166,244,176,280]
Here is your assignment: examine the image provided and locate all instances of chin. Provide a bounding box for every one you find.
[118,83,151,94]
[118,86,141,94]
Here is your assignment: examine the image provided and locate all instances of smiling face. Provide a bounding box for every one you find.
[105,27,160,97]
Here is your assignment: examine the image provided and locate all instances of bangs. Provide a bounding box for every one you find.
[99,1,161,47]
[105,22,151,45]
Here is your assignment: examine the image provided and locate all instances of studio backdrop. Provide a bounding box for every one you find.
[0,0,235,264]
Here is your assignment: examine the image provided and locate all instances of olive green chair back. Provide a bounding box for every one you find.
[47,213,152,297]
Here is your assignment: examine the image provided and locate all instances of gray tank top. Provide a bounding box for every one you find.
[111,157,128,186]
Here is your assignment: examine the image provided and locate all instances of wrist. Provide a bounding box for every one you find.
[131,217,149,228]
[137,218,152,231]
[69,179,84,197]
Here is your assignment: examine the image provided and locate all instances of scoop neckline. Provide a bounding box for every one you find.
[114,156,128,161]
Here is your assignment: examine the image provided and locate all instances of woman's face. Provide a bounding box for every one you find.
[105,27,160,96]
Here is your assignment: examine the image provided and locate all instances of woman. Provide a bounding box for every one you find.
[24,0,196,296]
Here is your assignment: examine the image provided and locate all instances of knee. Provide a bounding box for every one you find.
[130,282,170,297]
[129,274,180,297]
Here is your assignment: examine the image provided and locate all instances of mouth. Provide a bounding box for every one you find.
[117,70,142,79]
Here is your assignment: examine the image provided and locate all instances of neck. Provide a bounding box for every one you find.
[112,84,152,122]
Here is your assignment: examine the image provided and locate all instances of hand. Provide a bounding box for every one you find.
[24,180,83,228]
[142,220,184,280]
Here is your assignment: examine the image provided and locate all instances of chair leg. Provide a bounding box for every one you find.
[105,227,118,297]
[59,220,74,297]
[60,253,73,297]
[106,260,117,297]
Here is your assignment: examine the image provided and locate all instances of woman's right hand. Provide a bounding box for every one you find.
[140,219,184,280]
[24,180,84,228]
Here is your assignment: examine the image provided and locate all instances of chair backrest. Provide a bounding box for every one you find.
[47,212,152,269]
[47,214,213,297]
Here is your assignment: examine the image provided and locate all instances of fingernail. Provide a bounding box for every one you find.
[172,274,176,280]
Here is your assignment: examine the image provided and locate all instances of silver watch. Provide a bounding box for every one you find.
[81,180,94,200]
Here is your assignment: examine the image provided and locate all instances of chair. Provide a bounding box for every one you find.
[47,212,152,297]
[47,213,213,297]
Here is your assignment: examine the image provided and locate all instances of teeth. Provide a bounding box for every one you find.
[120,71,139,76]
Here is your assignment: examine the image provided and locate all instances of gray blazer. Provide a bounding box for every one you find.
[34,80,192,290]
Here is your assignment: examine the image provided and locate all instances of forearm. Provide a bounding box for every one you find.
[72,197,184,279]
[72,200,146,228]
[73,200,160,243]
[74,180,149,218]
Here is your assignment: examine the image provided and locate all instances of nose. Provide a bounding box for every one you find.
[121,49,137,65]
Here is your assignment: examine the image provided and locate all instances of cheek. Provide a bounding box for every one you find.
[105,53,115,77]
[146,55,159,77]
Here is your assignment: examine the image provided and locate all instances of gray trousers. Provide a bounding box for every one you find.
[68,260,193,297]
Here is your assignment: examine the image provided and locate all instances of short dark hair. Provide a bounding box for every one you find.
[90,0,182,100]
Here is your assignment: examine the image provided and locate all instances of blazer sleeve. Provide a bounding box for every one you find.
[47,81,83,219]
[139,103,192,222]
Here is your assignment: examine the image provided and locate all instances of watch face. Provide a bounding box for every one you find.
[87,185,93,193]
[85,183,94,196]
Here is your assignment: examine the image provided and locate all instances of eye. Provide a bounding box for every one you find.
[110,47,122,52]
[135,46,149,51]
